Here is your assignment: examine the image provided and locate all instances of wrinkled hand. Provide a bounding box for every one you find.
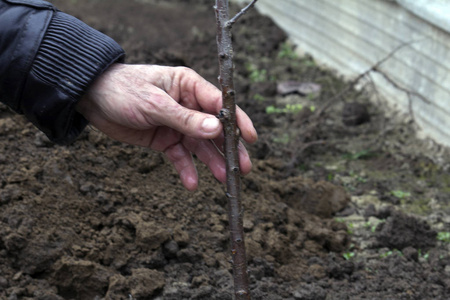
[77,64,257,191]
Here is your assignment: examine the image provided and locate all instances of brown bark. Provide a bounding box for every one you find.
[214,1,257,299]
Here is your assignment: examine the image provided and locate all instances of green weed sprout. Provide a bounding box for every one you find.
[253,93,265,102]
[380,249,402,258]
[437,232,450,243]
[278,42,298,59]
[343,252,355,260]
[391,190,411,199]
[265,103,316,114]
[245,63,267,83]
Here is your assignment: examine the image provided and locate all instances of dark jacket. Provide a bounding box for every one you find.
[0,0,125,144]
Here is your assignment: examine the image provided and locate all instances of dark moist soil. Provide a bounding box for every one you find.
[1,0,450,299]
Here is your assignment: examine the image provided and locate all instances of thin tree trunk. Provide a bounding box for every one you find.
[214,1,257,299]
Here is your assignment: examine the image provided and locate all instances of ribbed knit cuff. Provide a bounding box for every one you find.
[33,11,125,100]
[25,11,125,144]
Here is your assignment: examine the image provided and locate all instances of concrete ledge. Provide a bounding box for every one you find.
[398,0,450,34]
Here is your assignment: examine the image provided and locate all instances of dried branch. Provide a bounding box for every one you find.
[285,40,426,170]
[315,41,417,118]
[214,1,257,299]
[371,66,432,118]
[226,0,258,28]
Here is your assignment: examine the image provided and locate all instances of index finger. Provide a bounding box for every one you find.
[176,67,258,144]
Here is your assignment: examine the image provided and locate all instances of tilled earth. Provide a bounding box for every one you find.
[1,1,450,299]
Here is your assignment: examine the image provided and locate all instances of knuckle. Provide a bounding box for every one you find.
[181,110,196,128]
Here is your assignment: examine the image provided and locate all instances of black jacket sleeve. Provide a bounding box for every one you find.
[0,0,125,144]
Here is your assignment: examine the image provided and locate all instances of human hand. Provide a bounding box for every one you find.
[76,64,257,191]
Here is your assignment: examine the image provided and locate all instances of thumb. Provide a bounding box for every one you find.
[154,99,222,139]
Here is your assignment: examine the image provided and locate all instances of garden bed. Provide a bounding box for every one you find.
[0,0,449,299]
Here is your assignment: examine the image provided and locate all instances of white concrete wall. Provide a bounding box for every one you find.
[234,0,450,148]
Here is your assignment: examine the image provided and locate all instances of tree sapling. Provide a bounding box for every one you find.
[214,0,258,299]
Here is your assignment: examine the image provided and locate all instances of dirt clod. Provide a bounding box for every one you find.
[375,209,436,250]
[342,102,371,126]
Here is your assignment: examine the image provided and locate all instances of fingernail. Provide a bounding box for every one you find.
[202,118,220,133]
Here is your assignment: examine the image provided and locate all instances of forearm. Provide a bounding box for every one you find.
[0,0,125,144]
